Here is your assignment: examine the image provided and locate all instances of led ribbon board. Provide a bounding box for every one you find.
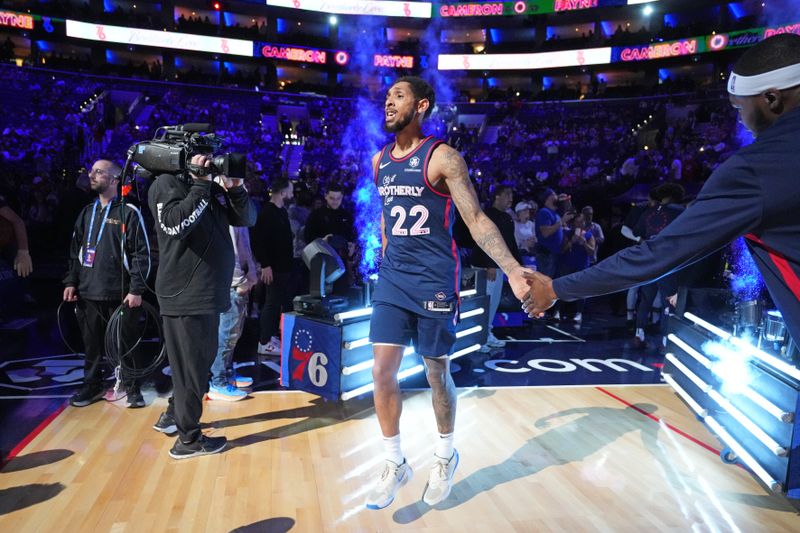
[0,11,34,29]
[438,47,612,70]
[66,19,253,57]
[435,0,650,17]
[265,0,433,18]
[257,42,350,65]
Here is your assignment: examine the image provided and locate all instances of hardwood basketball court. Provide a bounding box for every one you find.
[1,385,798,532]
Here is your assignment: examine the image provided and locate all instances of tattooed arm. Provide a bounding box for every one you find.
[428,144,533,300]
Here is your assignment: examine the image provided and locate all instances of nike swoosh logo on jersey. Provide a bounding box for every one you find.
[379,162,391,169]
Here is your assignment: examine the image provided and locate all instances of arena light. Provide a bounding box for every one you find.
[334,307,373,321]
[329,15,337,25]
[684,312,800,381]
[740,388,793,423]
[456,325,483,339]
[438,47,613,71]
[460,307,485,320]
[66,19,252,56]
[643,5,654,16]
[341,347,415,376]
[704,416,782,492]
[265,0,433,18]
[341,364,425,400]
[662,372,707,417]
[665,353,711,393]
[343,337,371,350]
[707,389,786,456]
[667,334,712,368]
[450,343,481,361]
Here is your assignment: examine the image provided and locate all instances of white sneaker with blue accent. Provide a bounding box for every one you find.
[365,459,413,510]
[422,449,459,506]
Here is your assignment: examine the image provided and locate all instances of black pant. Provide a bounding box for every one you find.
[76,299,142,388]
[259,271,293,343]
[636,275,677,334]
[163,313,219,443]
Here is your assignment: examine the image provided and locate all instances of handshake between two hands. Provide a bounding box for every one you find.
[508,267,558,318]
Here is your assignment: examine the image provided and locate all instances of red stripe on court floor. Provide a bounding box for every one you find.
[595,386,721,456]
[2,402,68,468]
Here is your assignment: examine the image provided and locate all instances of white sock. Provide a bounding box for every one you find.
[435,432,454,460]
[383,434,403,465]
[635,328,645,341]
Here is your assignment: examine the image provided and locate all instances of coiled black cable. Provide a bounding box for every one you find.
[104,300,166,380]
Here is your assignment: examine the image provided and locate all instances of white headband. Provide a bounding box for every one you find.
[728,62,800,96]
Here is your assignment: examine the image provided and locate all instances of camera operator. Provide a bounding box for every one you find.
[148,153,255,460]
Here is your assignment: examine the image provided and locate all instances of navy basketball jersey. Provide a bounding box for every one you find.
[373,136,460,318]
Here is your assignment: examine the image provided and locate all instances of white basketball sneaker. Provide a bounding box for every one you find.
[365,459,413,510]
[422,449,459,506]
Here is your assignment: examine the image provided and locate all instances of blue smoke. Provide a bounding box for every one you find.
[729,237,765,301]
[338,17,389,279]
[762,0,800,27]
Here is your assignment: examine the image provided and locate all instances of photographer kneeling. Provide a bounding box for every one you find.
[149,153,255,460]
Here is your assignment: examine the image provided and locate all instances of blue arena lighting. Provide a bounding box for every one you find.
[663,13,678,27]
[276,18,287,33]
[489,28,502,43]
[600,21,616,37]
[728,2,746,20]
[729,237,765,301]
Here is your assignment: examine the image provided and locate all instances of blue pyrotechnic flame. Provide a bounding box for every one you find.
[338,17,389,279]
[729,237,765,301]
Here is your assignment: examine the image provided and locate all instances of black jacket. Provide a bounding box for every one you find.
[304,206,355,243]
[148,175,255,316]
[252,202,293,273]
[63,198,150,301]
[470,206,521,268]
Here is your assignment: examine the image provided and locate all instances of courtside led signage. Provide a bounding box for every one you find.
[265,0,433,18]
[438,47,612,70]
[0,11,34,29]
[374,54,414,68]
[66,19,252,56]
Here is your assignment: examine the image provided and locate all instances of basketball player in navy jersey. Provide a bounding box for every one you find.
[366,77,533,509]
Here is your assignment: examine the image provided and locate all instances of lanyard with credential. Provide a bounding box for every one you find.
[83,200,113,267]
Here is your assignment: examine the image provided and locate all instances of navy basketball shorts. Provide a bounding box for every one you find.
[369,302,457,358]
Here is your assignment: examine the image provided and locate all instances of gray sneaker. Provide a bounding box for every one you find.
[365,459,413,510]
[422,449,459,506]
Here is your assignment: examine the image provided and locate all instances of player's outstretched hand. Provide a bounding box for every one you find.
[521,271,558,318]
[508,265,537,301]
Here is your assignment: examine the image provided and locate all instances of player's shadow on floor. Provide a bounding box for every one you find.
[393,403,662,524]
[216,393,424,449]
[1,449,74,473]
[0,483,66,515]
[229,516,295,532]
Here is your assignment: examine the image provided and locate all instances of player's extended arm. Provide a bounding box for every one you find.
[432,145,532,300]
